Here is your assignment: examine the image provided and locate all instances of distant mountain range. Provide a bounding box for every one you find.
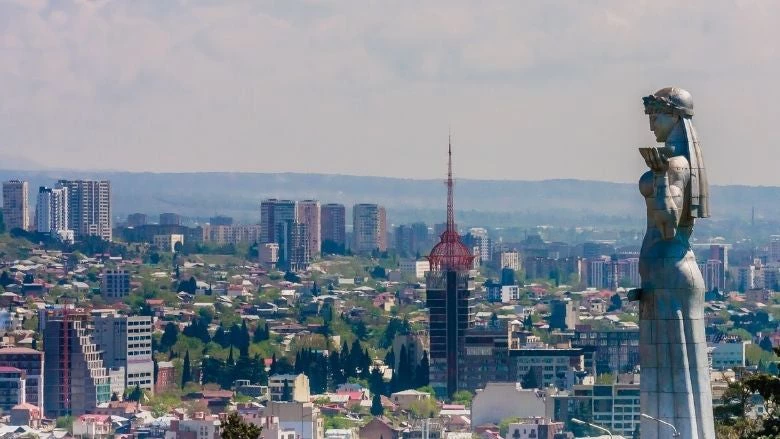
[0,170,774,229]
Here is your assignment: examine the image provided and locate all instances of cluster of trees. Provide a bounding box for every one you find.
[715,347,780,438]
[213,321,251,357]
[200,350,268,389]
[386,345,429,393]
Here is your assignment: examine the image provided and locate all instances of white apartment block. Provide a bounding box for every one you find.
[57,180,112,241]
[500,251,521,271]
[92,313,155,394]
[708,340,747,369]
[36,186,71,238]
[2,180,29,231]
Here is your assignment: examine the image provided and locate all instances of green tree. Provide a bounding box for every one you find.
[414,351,430,388]
[160,322,179,351]
[220,411,262,439]
[181,350,192,389]
[759,336,774,352]
[126,384,144,402]
[370,393,384,416]
[451,390,473,406]
[281,379,292,402]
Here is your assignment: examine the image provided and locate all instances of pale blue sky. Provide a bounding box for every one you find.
[1,0,778,185]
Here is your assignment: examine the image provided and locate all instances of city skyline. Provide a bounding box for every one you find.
[2,1,780,185]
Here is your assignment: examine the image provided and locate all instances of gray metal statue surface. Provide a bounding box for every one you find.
[632,87,715,439]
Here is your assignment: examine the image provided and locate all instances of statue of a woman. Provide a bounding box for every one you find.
[634,87,715,439]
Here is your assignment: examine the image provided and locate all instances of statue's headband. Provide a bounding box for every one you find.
[643,94,694,117]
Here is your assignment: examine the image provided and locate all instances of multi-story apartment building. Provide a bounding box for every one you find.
[708,338,747,370]
[546,382,641,439]
[159,212,182,226]
[260,199,297,244]
[699,259,726,292]
[2,180,29,231]
[276,222,309,271]
[320,204,346,252]
[201,224,262,245]
[394,223,430,257]
[464,228,491,266]
[572,325,640,374]
[265,401,324,439]
[35,186,70,239]
[352,204,387,254]
[399,259,430,280]
[0,367,26,413]
[57,180,112,241]
[153,234,184,252]
[167,413,222,439]
[101,269,131,300]
[41,310,111,417]
[268,374,311,402]
[92,312,155,394]
[0,347,44,412]
[297,200,321,259]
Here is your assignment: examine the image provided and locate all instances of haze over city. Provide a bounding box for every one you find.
[2,0,780,185]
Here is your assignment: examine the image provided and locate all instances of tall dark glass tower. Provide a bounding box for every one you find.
[426,138,475,398]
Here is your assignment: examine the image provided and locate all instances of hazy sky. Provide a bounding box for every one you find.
[1,0,779,185]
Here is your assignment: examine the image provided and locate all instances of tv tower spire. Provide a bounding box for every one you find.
[427,135,474,272]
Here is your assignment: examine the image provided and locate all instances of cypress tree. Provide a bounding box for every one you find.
[415,351,430,388]
[370,393,384,416]
[181,350,191,388]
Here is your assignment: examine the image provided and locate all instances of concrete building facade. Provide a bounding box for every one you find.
[57,180,112,241]
[297,200,321,259]
[101,269,131,300]
[320,203,346,251]
[35,186,69,237]
[0,348,44,413]
[352,204,387,254]
[92,312,155,394]
[41,311,111,417]
[2,180,29,231]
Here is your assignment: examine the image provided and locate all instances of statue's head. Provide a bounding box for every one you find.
[643,87,694,142]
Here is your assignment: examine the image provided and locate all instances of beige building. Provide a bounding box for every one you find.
[202,224,262,245]
[471,382,546,427]
[389,389,430,410]
[266,401,324,439]
[2,180,29,231]
[500,251,521,271]
[399,259,430,280]
[297,200,321,259]
[268,373,310,402]
[153,234,184,252]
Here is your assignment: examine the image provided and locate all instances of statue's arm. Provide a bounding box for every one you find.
[652,169,685,240]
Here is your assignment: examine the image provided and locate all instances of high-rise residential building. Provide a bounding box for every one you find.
[2,180,30,231]
[260,199,297,244]
[35,186,69,237]
[201,224,262,245]
[769,236,780,264]
[352,204,387,254]
[321,203,346,252]
[92,312,154,395]
[426,142,475,398]
[277,221,310,272]
[297,200,321,259]
[710,244,729,270]
[126,213,147,227]
[159,212,181,226]
[499,251,521,271]
[394,222,430,257]
[0,348,43,412]
[57,180,112,241]
[465,228,491,265]
[101,269,131,300]
[41,309,111,417]
[699,259,726,292]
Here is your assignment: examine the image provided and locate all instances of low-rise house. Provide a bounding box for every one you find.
[73,414,113,438]
[390,389,430,411]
